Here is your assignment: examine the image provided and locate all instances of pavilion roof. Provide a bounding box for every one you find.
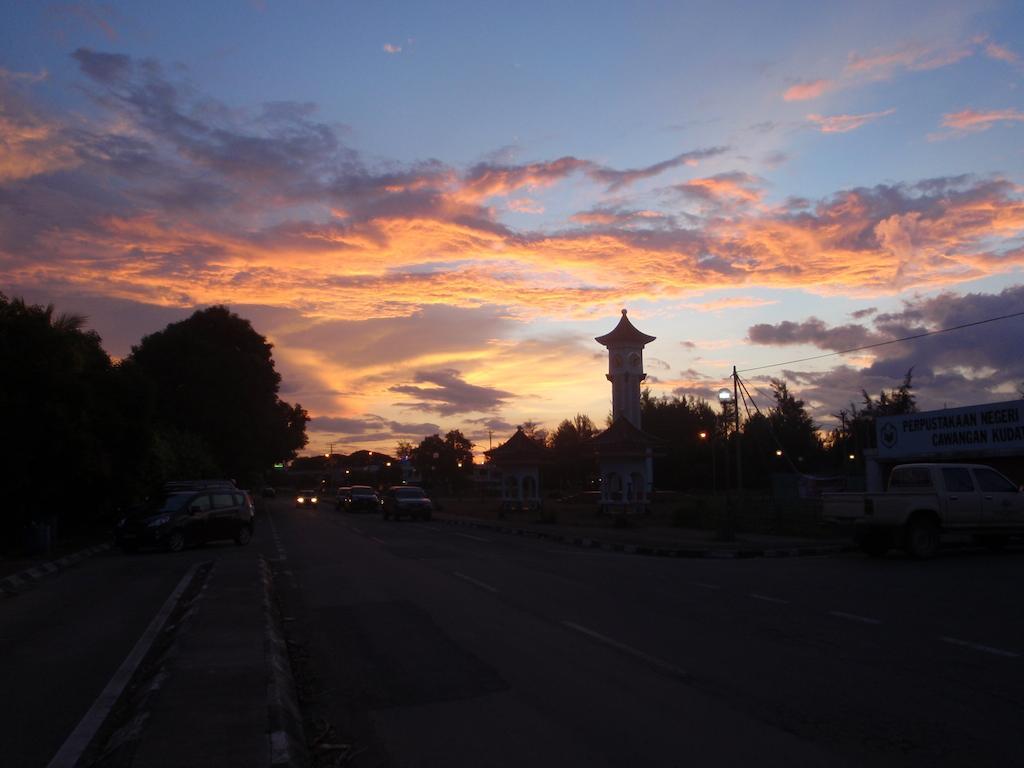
[485,427,550,465]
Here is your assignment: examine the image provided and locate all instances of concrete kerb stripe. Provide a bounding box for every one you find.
[260,557,309,768]
[1,542,112,597]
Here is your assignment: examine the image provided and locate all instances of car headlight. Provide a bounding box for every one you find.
[311,496,318,503]
[147,514,171,528]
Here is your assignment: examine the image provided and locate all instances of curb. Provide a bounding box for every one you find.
[261,556,309,768]
[434,517,853,559]
[0,542,112,597]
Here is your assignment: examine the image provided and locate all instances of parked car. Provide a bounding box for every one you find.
[295,489,320,507]
[115,487,254,553]
[382,486,433,520]
[334,486,352,510]
[345,485,381,513]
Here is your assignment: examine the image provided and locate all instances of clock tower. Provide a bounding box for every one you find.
[595,309,656,429]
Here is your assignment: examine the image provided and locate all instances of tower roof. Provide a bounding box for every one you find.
[594,309,656,347]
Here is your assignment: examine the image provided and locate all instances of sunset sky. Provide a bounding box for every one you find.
[3,0,1024,459]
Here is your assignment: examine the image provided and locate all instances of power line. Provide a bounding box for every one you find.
[737,309,1024,374]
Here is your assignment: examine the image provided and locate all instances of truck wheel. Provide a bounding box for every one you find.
[904,517,940,559]
[858,530,890,557]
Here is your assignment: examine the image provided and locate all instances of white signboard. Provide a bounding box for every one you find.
[876,399,1024,459]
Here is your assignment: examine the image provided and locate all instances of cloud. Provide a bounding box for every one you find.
[747,317,879,350]
[507,197,544,214]
[807,109,895,134]
[742,286,1024,425]
[783,79,834,102]
[844,42,973,78]
[382,43,402,54]
[588,146,730,191]
[983,40,1020,65]
[4,50,1024,345]
[390,369,514,416]
[675,172,763,207]
[783,38,986,103]
[938,108,1024,134]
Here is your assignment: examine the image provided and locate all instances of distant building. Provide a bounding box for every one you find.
[593,309,660,514]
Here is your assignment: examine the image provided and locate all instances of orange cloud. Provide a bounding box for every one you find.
[940,108,1024,133]
[782,79,834,101]
[984,41,1020,64]
[807,109,895,133]
[382,43,401,54]
[507,197,544,214]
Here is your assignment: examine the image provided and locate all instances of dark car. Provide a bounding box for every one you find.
[345,485,381,513]
[261,486,277,498]
[115,487,254,553]
[382,486,433,520]
[334,486,352,510]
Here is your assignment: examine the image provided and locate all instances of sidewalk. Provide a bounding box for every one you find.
[434,512,852,558]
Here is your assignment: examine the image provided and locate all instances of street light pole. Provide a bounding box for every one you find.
[717,385,735,541]
[733,365,743,534]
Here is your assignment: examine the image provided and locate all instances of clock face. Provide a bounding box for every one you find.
[629,353,641,368]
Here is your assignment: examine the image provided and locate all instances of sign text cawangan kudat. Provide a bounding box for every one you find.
[876,400,1024,459]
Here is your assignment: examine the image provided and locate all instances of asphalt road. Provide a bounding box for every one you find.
[0,527,271,767]
[269,499,1023,768]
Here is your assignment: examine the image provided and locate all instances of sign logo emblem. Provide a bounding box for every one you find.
[880,422,898,449]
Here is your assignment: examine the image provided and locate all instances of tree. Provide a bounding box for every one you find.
[410,430,474,492]
[129,306,308,483]
[520,420,548,445]
[639,391,717,489]
[548,413,597,491]
[0,294,122,544]
[828,369,917,464]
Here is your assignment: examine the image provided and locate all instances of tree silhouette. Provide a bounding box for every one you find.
[129,306,308,484]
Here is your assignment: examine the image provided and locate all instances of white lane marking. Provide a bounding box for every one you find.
[942,636,1019,658]
[370,536,387,545]
[750,593,789,604]
[453,532,492,543]
[561,621,687,678]
[351,527,363,534]
[47,561,205,768]
[452,571,499,593]
[829,611,882,625]
[691,582,721,590]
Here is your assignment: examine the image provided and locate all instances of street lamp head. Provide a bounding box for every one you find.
[698,431,708,440]
[718,388,732,402]
[848,453,855,460]
[775,449,783,457]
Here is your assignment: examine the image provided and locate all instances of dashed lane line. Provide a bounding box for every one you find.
[750,593,790,604]
[829,611,882,625]
[452,571,499,593]
[370,536,387,545]
[561,621,687,679]
[46,562,204,768]
[941,636,1019,659]
[691,582,721,590]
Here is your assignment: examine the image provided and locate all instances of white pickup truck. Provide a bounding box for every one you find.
[823,463,1024,558]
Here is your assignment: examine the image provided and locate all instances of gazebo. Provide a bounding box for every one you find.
[484,427,550,513]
